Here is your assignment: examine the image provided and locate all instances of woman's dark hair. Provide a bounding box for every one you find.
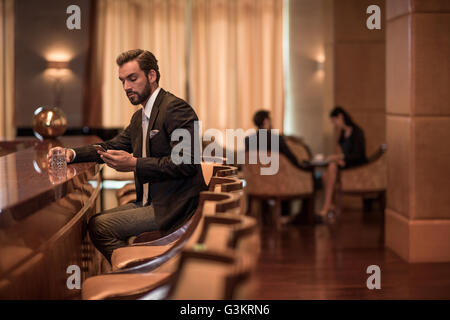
[330,106,355,127]
[253,110,270,128]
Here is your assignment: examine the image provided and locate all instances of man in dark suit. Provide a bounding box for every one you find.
[245,110,302,169]
[245,110,307,222]
[48,49,206,262]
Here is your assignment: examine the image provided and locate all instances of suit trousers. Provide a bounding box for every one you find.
[88,202,158,262]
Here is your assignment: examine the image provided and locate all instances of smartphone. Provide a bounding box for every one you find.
[93,144,106,152]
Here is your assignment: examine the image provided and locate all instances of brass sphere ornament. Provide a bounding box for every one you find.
[32,106,67,139]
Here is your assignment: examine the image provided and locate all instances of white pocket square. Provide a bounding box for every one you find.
[149,130,160,139]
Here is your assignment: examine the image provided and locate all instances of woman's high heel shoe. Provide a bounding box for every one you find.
[314,209,329,224]
[326,209,337,224]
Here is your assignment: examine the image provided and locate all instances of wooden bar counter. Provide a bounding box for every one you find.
[0,136,103,299]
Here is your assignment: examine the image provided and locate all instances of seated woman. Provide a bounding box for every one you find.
[319,106,367,220]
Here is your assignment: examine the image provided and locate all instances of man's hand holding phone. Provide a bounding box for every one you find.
[97,148,137,172]
[93,144,106,153]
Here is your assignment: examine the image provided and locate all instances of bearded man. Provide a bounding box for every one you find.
[48,49,205,262]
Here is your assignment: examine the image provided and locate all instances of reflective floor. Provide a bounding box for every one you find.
[100,187,450,300]
[247,197,450,299]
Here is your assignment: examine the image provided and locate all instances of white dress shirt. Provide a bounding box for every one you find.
[70,87,161,205]
[142,87,161,206]
[70,87,161,204]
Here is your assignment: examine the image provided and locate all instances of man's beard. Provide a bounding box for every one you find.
[127,79,151,105]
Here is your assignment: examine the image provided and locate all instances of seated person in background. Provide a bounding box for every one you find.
[47,49,206,263]
[245,110,302,169]
[319,106,367,218]
[245,110,305,221]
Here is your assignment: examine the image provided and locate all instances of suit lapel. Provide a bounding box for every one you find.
[135,110,143,158]
[146,88,166,155]
[148,88,165,130]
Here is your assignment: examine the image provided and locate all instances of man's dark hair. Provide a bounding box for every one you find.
[116,49,160,84]
[253,110,270,128]
[330,106,356,127]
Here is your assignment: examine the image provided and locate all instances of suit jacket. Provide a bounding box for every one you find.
[338,125,367,168]
[245,131,302,169]
[72,89,207,231]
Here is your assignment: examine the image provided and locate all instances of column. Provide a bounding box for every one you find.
[385,0,450,262]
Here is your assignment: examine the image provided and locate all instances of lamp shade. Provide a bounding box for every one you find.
[47,61,69,69]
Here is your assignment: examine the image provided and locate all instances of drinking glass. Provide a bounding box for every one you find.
[50,148,67,171]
